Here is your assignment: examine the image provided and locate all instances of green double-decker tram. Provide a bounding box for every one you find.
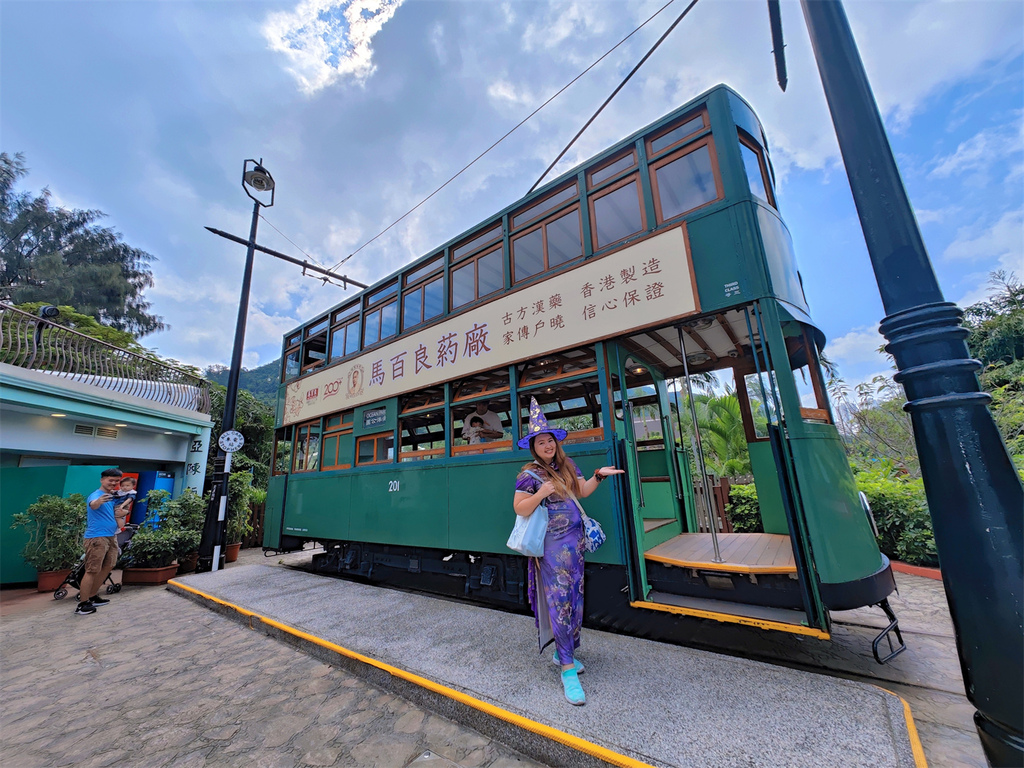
[265,84,901,655]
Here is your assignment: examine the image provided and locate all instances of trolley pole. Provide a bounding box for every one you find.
[799,2,1023,764]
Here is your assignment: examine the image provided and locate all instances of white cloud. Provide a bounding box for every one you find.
[262,0,405,94]
[827,324,886,368]
[929,118,1024,180]
[942,209,1024,267]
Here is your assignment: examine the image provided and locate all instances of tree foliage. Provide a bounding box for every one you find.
[1,152,164,337]
[206,383,274,490]
[204,358,282,408]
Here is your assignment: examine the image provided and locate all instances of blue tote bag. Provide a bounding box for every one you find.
[507,470,549,557]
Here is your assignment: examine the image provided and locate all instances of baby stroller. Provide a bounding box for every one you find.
[53,524,138,600]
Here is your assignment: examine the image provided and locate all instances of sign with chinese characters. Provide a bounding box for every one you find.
[283,226,698,426]
[363,407,388,428]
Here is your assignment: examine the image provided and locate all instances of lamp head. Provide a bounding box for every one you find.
[241,159,275,207]
[37,305,60,320]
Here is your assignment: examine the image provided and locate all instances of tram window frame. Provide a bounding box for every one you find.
[398,405,446,462]
[518,374,605,446]
[588,174,646,252]
[283,334,301,382]
[791,328,831,424]
[511,204,583,284]
[401,383,446,412]
[272,426,294,475]
[292,419,322,473]
[363,281,398,349]
[402,256,444,332]
[321,409,354,471]
[587,148,637,189]
[450,244,504,310]
[451,367,510,403]
[452,395,513,455]
[452,222,502,262]
[329,302,361,362]
[511,182,578,230]
[646,111,707,158]
[649,137,723,224]
[301,318,329,374]
[355,431,394,466]
[738,131,776,208]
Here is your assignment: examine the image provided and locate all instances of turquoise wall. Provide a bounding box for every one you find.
[1,465,109,586]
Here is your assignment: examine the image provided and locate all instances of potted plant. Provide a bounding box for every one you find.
[121,491,180,585]
[10,494,86,591]
[224,472,254,563]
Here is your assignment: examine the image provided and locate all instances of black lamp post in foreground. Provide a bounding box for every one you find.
[799,2,1023,763]
[196,159,275,574]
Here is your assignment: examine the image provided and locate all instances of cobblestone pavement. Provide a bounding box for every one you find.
[0,551,546,768]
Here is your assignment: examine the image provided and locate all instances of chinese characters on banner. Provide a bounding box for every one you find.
[284,227,696,426]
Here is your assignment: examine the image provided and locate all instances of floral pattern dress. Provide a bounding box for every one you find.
[514,460,585,665]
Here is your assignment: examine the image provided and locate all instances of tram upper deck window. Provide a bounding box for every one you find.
[330,302,361,362]
[739,133,776,208]
[402,255,443,331]
[451,245,503,310]
[301,318,329,373]
[283,332,301,381]
[511,183,577,229]
[518,382,603,445]
[650,140,721,222]
[590,177,645,250]
[452,367,509,402]
[647,113,706,157]
[788,327,831,424]
[588,149,637,188]
[363,281,398,348]
[512,206,583,283]
[452,222,502,261]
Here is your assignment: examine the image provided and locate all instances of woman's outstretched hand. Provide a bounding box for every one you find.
[594,467,625,479]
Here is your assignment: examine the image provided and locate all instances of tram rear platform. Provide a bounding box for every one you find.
[169,564,924,768]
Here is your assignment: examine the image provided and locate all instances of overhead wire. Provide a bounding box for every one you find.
[327,0,681,272]
[528,0,702,194]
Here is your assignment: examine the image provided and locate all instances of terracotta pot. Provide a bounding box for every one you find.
[177,552,199,575]
[37,569,72,593]
[122,563,179,585]
[224,542,242,563]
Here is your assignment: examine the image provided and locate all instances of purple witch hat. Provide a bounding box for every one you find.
[517,396,568,449]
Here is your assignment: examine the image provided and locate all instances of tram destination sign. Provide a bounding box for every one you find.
[284,225,698,426]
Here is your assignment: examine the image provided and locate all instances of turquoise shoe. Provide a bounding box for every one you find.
[561,668,586,706]
[552,651,584,674]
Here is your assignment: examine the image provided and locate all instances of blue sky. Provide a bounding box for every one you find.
[2,0,1021,390]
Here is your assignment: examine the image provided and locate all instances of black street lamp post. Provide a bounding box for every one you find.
[197,160,275,574]
[799,2,1023,763]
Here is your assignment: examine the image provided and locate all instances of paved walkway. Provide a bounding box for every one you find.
[170,562,921,768]
[0,548,543,768]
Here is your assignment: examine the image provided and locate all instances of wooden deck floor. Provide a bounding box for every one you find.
[644,533,797,574]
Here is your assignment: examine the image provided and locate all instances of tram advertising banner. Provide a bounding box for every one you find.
[283,225,698,426]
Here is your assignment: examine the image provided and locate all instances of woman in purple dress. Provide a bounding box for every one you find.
[513,397,623,706]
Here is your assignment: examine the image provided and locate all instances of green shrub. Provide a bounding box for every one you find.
[855,469,937,567]
[226,473,255,544]
[727,484,763,533]
[10,494,86,571]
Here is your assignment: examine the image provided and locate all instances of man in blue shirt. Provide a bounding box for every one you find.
[75,468,131,616]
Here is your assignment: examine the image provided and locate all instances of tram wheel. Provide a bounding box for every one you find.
[54,588,67,600]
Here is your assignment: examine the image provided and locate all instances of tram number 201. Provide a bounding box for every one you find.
[388,480,400,493]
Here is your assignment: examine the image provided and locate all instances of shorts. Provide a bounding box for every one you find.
[84,536,118,574]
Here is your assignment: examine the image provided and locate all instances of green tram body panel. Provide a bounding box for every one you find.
[264,84,895,628]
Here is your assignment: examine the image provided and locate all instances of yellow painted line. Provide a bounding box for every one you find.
[168,579,656,768]
[644,553,796,575]
[871,686,929,768]
[630,600,831,639]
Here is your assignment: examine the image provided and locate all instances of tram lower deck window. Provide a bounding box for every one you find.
[356,432,394,465]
